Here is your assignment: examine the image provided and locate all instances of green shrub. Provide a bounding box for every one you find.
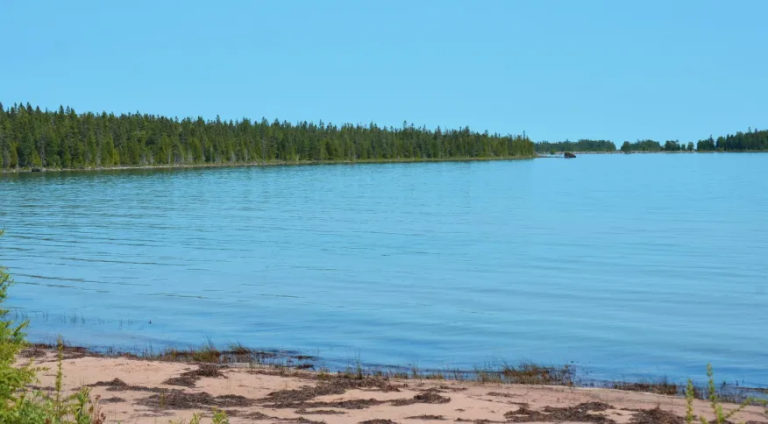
[686,364,756,424]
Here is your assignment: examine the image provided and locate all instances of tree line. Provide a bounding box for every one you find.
[536,129,767,154]
[0,102,535,170]
[619,140,695,152]
[619,130,768,153]
[534,139,616,153]
[695,128,768,151]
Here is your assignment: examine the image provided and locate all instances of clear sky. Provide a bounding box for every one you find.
[2,0,766,144]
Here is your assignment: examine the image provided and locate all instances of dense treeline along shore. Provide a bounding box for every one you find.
[536,129,768,154]
[0,102,534,171]
[2,101,764,172]
[535,139,617,153]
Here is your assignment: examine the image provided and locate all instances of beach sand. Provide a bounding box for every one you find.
[17,349,767,424]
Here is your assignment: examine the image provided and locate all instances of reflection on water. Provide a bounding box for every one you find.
[1,155,767,385]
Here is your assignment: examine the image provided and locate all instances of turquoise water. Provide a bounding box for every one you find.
[1,154,766,385]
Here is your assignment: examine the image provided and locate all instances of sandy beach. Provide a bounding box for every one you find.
[16,348,766,424]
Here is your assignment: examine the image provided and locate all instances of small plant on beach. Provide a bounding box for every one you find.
[70,387,105,424]
[54,337,65,419]
[686,363,754,424]
[211,409,229,424]
[686,379,696,424]
[763,400,768,421]
[169,413,202,424]
[191,339,221,363]
[227,342,250,356]
[468,361,572,386]
[168,411,229,424]
[354,355,364,379]
[409,363,420,379]
[317,366,331,381]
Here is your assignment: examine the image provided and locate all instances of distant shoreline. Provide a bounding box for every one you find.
[4,151,768,174]
[538,150,768,156]
[0,156,538,174]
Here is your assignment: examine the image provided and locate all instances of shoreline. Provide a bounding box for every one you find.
[537,150,768,155]
[24,341,768,399]
[0,155,534,175]
[4,151,768,174]
[17,344,768,423]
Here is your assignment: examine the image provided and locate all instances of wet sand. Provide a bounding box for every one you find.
[16,349,767,424]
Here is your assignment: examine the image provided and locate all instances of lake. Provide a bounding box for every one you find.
[1,154,766,386]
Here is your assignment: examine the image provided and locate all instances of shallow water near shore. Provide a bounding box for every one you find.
[1,154,767,386]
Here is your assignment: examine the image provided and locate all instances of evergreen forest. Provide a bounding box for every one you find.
[1,102,765,171]
[695,129,768,151]
[0,102,534,170]
[535,140,616,153]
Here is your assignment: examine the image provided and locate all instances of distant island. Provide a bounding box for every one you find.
[536,130,768,154]
[0,102,534,171]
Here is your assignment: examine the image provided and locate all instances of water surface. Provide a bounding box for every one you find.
[1,154,766,385]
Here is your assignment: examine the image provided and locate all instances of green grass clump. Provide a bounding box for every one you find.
[190,340,222,363]
[168,409,228,424]
[469,361,572,385]
[227,342,250,356]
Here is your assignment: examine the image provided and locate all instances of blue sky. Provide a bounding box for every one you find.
[2,0,766,143]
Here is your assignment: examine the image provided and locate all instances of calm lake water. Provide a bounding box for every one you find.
[1,154,767,385]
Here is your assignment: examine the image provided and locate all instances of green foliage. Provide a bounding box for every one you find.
[663,140,684,151]
[2,246,102,423]
[168,411,227,424]
[621,139,664,152]
[619,139,698,153]
[0,102,534,170]
[686,379,695,424]
[685,364,755,424]
[535,139,616,153]
[211,409,229,424]
[190,340,221,363]
[697,128,768,151]
[170,413,202,424]
[538,129,767,154]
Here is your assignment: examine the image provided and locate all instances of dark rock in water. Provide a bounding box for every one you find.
[564,152,576,159]
[31,167,43,172]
